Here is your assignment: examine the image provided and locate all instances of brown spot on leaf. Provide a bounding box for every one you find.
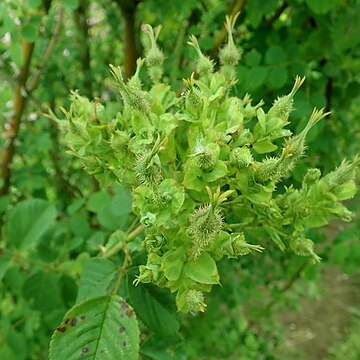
[119,300,129,309]
[119,326,126,333]
[80,315,86,320]
[71,318,77,326]
[56,326,67,333]
[64,318,70,325]
[126,308,134,318]
[82,347,89,354]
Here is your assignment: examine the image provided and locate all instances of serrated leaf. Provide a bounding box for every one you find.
[23,271,63,311]
[6,199,57,250]
[128,282,179,336]
[184,253,219,284]
[76,258,117,303]
[49,295,140,360]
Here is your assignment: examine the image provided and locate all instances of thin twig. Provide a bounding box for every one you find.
[112,245,132,295]
[26,8,64,93]
[104,224,144,259]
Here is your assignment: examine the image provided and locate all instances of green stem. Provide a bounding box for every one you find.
[104,224,144,259]
[112,245,131,295]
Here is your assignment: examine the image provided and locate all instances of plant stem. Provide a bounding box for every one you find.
[112,245,131,295]
[104,224,144,259]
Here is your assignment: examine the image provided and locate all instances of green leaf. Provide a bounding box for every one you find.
[184,253,219,284]
[76,258,117,303]
[87,191,111,213]
[246,66,268,89]
[21,17,41,41]
[305,0,339,14]
[244,50,262,67]
[6,199,57,250]
[267,67,289,89]
[49,295,140,360]
[111,186,132,216]
[253,138,277,154]
[23,271,63,311]
[0,253,11,282]
[128,282,180,336]
[28,0,42,8]
[161,248,185,281]
[8,42,23,66]
[62,0,79,10]
[265,46,287,65]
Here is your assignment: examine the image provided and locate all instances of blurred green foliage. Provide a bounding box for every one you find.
[0,0,359,359]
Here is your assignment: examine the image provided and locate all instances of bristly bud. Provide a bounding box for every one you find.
[188,34,214,78]
[142,24,165,83]
[219,12,242,69]
[135,153,163,187]
[109,64,151,118]
[184,73,204,117]
[253,157,281,183]
[134,265,155,285]
[302,168,321,190]
[231,233,264,256]
[268,75,305,120]
[280,108,330,169]
[191,140,220,172]
[184,289,207,313]
[176,288,207,313]
[231,147,253,168]
[321,155,360,189]
[189,204,223,259]
[290,237,321,263]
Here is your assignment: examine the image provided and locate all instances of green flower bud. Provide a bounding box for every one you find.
[184,73,204,117]
[110,130,130,160]
[322,155,360,189]
[188,35,214,78]
[254,157,280,183]
[268,76,305,121]
[109,64,151,118]
[184,289,207,313]
[185,88,203,115]
[134,265,155,284]
[231,147,253,168]
[339,207,354,222]
[142,24,165,83]
[144,234,166,254]
[290,237,321,263]
[189,204,223,259]
[135,153,163,187]
[82,155,102,175]
[219,13,242,70]
[302,168,321,189]
[195,144,219,171]
[232,234,264,256]
[141,212,156,228]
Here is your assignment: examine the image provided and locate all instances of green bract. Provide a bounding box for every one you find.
[54,15,360,314]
